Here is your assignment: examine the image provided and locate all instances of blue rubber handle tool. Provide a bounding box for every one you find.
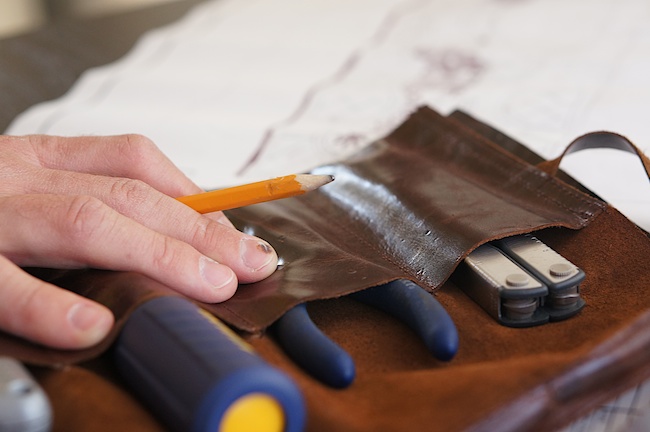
[272,303,356,389]
[273,279,458,389]
[349,279,459,361]
[114,296,305,432]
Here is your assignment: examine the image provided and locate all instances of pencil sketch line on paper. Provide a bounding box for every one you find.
[235,0,431,176]
[405,47,486,101]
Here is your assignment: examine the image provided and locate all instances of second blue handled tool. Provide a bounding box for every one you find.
[114,296,305,432]
[349,279,459,361]
[272,279,458,388]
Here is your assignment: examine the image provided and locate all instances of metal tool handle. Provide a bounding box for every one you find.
[0,357,51,432]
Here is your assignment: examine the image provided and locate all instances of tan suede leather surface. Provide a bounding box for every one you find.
[3,107,649,431]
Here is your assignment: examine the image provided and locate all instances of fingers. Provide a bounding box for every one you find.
[0,255,114,349]
[0,135,279,349]
[186,219,279,284]
[12,134,277,283]
[23,169,278,284]
[26,134,199,198]
[5,133,278,287]
[0,194,241,303]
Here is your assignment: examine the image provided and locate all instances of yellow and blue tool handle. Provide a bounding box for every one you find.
[114,296,305,432]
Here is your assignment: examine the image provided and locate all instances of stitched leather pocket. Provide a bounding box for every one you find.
[207,107,605,332]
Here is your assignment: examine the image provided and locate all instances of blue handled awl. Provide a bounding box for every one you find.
[114,296,305,432]
[272,279,458,388]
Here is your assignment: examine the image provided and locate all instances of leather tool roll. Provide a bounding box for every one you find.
[2,107,650,432]
[211,107,606,331]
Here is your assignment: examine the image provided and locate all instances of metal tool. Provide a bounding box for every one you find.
[454,234,586,327]
[454,243,550,327]
[114,296,305,432]
[495,234,585,320]
[0,357,52,432]
[272,279,458,388]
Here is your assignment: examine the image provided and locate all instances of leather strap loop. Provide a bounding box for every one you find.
[537,132,650,181]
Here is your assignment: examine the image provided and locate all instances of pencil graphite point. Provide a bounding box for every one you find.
[295,174,335,192]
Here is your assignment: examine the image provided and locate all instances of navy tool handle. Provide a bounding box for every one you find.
[272,303,355,389]
[114,296,305,432]
[274,279,458,389]
[350,279,459,361]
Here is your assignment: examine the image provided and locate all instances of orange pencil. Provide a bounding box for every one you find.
[177,174,334,213]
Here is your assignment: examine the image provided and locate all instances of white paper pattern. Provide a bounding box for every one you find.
[6,0,649,232]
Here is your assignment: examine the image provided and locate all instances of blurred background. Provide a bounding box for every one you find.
[0,0,180,38]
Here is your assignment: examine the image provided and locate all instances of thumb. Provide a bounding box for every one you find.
[0,255,114,349]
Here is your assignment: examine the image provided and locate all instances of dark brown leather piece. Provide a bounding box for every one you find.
[0,106,611,360]
[448,110,600,197]
[244,185,650,432]
[207,107,605,332]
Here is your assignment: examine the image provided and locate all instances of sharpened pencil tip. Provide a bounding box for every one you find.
[296,174,335,191]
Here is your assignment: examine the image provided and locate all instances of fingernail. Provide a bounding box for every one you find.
[240,237,276,272]
[200,256,235,289]
[68,302,113,342]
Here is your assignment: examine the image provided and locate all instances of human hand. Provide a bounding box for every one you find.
[0,134,279,349]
